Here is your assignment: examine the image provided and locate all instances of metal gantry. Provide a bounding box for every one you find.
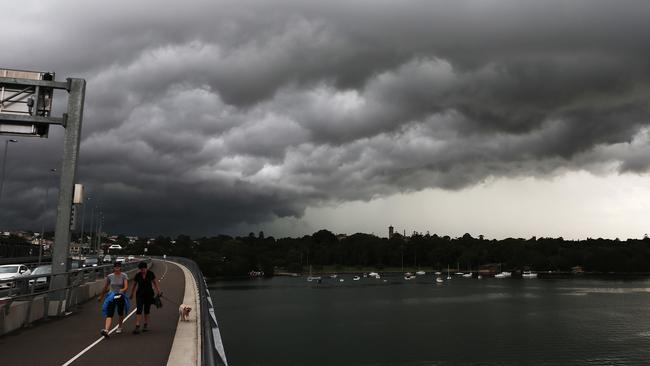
[0,69,86,315]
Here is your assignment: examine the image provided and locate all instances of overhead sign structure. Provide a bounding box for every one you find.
[0,69,56,137]
[0,68,86,316]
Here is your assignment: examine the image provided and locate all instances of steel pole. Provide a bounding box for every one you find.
[50,78,85,312]
[0,139,17,230]
[38,169,57,266]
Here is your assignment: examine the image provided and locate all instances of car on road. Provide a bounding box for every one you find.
[103,255,112,263]
[82,257,99,267]
[127,255,135,261]
[0,264,31,289]
[115,257,126,264]
[108,244,122,250]
[29,265,51,290]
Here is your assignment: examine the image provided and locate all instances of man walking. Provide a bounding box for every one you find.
[98,261,129,337]
[130,261,161,334]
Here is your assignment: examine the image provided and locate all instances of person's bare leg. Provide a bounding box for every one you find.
[104,317,112,330]
[143,313,150,331]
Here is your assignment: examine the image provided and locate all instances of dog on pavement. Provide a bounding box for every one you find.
[179,304,192,321]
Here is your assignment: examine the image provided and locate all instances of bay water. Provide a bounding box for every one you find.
[210,275,650,365]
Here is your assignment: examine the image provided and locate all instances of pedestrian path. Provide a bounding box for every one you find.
[0,259,186,365]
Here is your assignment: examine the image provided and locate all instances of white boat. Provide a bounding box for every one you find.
[522,271,538,278]
[477,275,482,279]
[352,276,361,281]
[455,272,464,276]
[306,266,322,282]
[369,272,381,279]
[494,272,510,279]
[330,274,338,279]
[434,271,442,275]
[404,272,416,280]
[339,278,345,282]
[435,277,444,284]
[462,273,473,278]
[415,270,426,275]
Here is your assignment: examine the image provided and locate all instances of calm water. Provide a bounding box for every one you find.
[209,275,650,366]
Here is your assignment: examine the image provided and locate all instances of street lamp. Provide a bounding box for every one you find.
[0,139,18,232]
[38,168,57,266]
[80,195,91,253]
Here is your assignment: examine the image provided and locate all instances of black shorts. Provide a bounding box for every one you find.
[106,295,125,317]
[136,294,154,315]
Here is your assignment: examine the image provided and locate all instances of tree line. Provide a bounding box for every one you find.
[122,230,650,277]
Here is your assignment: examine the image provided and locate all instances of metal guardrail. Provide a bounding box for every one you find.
[159,256,228,366]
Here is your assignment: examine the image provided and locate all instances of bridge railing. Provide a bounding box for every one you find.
[159,256,228,366]
[0,259,144,298]
[0,258,149,336]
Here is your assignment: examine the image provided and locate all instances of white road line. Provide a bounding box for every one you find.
[160,259,169,280]
[62,260,171,366]
[61,308,137,366]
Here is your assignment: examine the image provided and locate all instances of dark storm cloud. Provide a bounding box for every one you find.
[3,0,650,235]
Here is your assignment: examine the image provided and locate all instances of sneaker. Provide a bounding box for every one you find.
[132,327,141,335]
[142,324,148,332]
[116,327,123,334]
[100,329,110,338]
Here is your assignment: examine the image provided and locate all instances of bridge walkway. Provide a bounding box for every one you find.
[0,259,186,365]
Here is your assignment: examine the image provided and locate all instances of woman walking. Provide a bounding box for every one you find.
[98,261,130,337]
[130,261,161,334]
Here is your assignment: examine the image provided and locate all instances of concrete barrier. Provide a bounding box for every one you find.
[2,301,25,334]
[0,267,141,336]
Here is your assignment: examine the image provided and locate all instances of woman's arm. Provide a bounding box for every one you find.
[97,278,109,301]
[130,276,138,298]
[152,278,161,296]
[120,274,128,293]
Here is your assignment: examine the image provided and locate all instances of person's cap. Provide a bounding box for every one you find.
[113,261,122,267]
[138,261,148,269]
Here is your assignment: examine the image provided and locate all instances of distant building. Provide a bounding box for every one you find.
[389,226,394,239]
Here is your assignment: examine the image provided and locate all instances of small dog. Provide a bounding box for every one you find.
[179,304,192,321]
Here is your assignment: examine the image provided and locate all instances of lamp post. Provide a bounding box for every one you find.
[0,139,18,229]
[38,168,58,266]
[95,212,103,255]
[80,195,90,254]
[88,202,96,255]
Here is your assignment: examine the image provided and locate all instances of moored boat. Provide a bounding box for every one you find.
[522,271,538,278]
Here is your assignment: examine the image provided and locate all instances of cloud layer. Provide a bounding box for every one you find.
[2,0,650,235]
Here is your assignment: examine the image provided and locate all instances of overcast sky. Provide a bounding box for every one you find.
[2,0,650,239]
